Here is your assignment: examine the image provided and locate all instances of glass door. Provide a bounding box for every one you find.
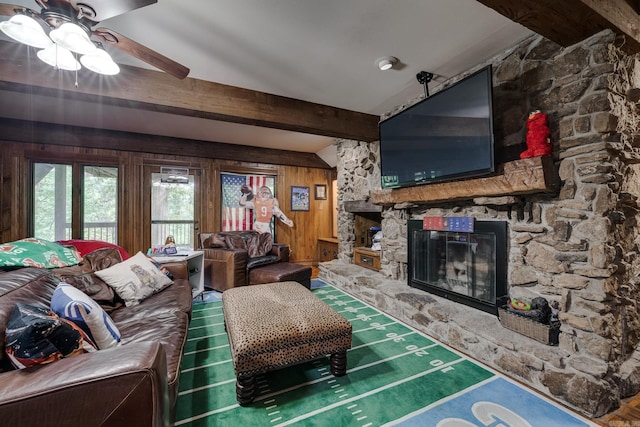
[149,168,200,251]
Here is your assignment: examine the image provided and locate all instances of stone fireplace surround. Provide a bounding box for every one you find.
[318,30,640,418]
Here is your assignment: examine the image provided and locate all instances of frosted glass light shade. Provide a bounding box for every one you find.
[49,22,96,54]
[81,48,120,75]
[0,15,53,49]
[37,45,81,70]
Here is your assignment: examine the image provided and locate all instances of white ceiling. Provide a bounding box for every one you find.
[0,0,533,166]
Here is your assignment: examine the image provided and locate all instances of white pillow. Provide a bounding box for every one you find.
[95,251,173,306]
[50,282,121,349]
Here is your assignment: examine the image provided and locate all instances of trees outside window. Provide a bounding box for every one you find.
[32,163,118,243]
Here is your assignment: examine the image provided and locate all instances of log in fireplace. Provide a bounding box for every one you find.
[407,219,507,314]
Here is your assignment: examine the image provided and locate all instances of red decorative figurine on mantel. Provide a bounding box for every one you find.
[520,110,552,159]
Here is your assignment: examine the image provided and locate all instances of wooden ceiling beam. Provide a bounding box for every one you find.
[0,40,380,142]
[476,0,640,52]
[0,118,332,169]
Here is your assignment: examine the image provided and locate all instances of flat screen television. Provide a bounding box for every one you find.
[379,65,495,189]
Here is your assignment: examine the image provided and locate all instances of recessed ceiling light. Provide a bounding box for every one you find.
[376,56,398,71]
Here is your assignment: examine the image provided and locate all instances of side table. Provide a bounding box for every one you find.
[153,250,205,299]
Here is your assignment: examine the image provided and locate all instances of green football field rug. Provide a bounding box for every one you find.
[174,280,597,426]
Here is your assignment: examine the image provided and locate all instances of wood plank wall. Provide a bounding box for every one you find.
[0,139,335,265]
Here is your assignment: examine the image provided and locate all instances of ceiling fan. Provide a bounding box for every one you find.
[0,0,189,79]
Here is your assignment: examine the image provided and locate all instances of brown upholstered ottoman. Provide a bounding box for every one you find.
[248,262,312,289]
[222,281,352,405]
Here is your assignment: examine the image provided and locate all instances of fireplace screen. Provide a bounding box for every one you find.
[407,220,507,314]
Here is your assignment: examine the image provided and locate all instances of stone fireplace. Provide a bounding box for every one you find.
[408,219,507,315]
[319,29,640,418]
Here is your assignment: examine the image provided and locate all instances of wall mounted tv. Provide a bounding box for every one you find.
[379,65,495,189]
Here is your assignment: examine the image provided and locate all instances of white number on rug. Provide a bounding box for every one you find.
[436,401,532,427]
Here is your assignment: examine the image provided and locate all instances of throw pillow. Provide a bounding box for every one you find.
[50,283,122,349]
[52,247,125,312]
[0,238,81,269]
[57,239,130,260]
[225,235,247,250]
[202,234,226,248]
[94,251,173,306]
[5,303,96,369]
[246,232,273,258]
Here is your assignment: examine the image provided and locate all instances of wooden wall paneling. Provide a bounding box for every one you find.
[0,140,337,265]
[199,161,220,234]
[0,142,23,242]
[280,165,333,264]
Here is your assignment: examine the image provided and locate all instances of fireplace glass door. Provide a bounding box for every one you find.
[408,220,507,314]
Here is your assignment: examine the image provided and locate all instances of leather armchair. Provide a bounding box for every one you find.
[197,231,290,292]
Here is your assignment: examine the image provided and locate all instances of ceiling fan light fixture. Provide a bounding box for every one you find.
[81,48,120,75]
[376,56,398,71]
[37,44,81,71]
[0,14,53,49]
[49,22,96,55]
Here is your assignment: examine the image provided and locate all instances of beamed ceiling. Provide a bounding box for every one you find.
[0,0,638,168]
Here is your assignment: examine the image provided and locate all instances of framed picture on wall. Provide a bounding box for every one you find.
[291,186,310,211]
[314,184,327,200]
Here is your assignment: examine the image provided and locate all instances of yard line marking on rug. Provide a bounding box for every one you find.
[269,358,467,427]
[174,403,241,426]
[178,377,236,396]
[187,321,224,330]
[191,305,220,313]
[190,312,224,321]
[345,312,385,323]
[186,331,227,342]
[182,343,229,356]
[351,320,398,332]
[349,331,418,352]
[181,358,232,373]
[251,340,445,406]
[325,282,596,426]
[180,288,588,426]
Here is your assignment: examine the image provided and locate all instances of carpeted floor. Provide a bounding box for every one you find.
[174,280,596,426]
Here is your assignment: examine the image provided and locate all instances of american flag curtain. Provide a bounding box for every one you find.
[221,173,276,232]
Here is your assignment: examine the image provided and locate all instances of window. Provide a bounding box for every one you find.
[150,171,196,250]
[32,163,118,243]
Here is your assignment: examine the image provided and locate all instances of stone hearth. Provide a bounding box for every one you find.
[319,29,640,418]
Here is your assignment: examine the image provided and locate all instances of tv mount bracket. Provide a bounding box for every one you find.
[416,71,434,97]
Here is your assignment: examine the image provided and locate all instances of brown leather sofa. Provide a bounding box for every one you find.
[197,231,290,292]
[0,247,192,427]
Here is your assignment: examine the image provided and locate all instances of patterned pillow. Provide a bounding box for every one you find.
[0,238,81,269]
[50,283,121,349]
[5,303,96,369]
[94,251,173,306]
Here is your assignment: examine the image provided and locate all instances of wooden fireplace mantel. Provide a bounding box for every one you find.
[370,156,558,205]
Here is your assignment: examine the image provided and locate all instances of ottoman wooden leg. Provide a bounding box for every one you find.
[236,375,256,406]
[330,351,347,377]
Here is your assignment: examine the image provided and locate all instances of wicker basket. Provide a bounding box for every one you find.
[498,308,560,346]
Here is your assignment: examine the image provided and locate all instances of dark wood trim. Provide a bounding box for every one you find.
[0,118,332,169]
[476,0,640,52]
[370,156,558,205]
[0,41,379,142]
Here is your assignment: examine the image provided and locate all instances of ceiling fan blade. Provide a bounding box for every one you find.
[71,0,157,22]
[93,27,189,79]
[0,3,34,17]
